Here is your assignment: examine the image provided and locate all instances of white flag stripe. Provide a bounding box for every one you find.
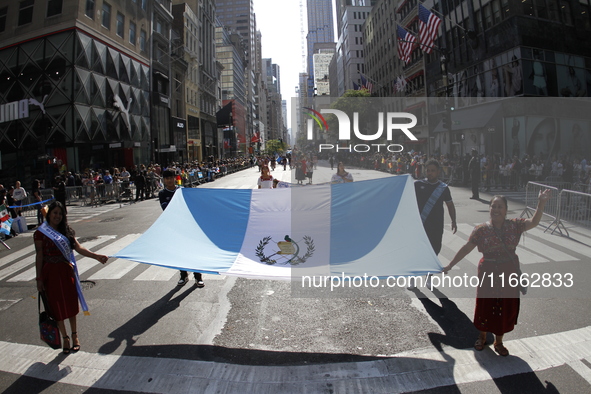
[134,265,178,281]
[7,235,117,282]
[0,245,35,269]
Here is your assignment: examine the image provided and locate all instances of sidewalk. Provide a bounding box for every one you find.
[2,326,591,393]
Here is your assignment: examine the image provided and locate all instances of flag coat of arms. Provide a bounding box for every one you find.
[396,25,416,63]
[0,204,9,222]
[113,176,441,280]
[418,4,442,54]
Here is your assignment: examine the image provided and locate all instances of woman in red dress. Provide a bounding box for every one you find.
[443,189,551,356]
[35,201,109,354]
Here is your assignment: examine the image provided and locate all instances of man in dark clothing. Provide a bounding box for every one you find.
[469,149,481,199]
[409,159,457,289]
[415,160,457,255]
[134,169,146,201]
[158,170,204,288]
[53,175,67,213]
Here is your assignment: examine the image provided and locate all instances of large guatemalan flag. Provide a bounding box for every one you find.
[113,175,441,280]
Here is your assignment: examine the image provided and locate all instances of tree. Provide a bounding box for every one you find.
[265,139,286,155]
[324,89,376,145]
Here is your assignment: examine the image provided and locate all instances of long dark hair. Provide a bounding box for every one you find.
[490,195,508,209]
[46,201,75,245]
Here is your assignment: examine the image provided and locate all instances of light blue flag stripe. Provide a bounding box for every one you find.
[113,188,252,274]
[329,176,405,264]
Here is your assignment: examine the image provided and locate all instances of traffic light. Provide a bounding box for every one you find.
[442,112,451,130]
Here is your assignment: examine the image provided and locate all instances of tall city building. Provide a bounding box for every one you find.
[333,0,374,96]
[262,58,284,141]
[0,0,151,184]
[215,0,257,149]
[173,0,219,162]
[313,47,335,96]
[364,0,591,158]
[215,21,247,157]
[306,0,335,97]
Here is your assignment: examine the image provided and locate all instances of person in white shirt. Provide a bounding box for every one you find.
[257,166,274,189]
[12,181,27,215]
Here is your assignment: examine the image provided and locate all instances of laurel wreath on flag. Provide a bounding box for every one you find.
[255,235,315,265]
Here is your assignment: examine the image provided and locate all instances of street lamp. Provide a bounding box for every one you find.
[440,54,448,95]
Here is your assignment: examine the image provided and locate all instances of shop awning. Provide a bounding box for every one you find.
[433,102,502,133]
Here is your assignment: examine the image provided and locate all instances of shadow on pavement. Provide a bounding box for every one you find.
[98,285,197,355]
[411,287,480,352]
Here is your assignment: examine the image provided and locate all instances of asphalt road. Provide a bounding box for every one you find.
[0,161,590,393]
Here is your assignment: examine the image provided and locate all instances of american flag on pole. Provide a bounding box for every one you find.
[395,76,407,93]
[360,74,373,94]
[396,25,416,63]
[418,4,442,54]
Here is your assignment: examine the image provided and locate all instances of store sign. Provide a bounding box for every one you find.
[0,95,48,124]
[0,100,29,124]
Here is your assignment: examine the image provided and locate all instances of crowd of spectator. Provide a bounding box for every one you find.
[328,150,591,193]
[1,156,254,211]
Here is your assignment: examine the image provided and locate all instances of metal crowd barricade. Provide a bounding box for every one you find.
[520,182,563,234]
[521,181,591,237]
[557,190,591,235]
[18,189,54,219]
[65,186,84,206]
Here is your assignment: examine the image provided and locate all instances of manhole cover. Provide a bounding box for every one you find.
[78,236,98,243]
[80,280,96,290]
[99,217,124,223]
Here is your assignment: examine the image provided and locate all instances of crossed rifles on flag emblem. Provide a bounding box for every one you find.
[255,235,315,265]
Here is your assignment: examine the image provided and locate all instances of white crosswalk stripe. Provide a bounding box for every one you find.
[87,234,142,280]
[7,235,116,282]
[0,224,586,284]
[66,204,124,223]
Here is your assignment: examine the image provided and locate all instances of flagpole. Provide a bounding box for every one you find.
[360,73,384,89]
[397,38,441,54]
[419,1,468,33]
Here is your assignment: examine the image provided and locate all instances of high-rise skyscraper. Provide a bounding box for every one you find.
[215,0,259,152]
[307,0,335,96]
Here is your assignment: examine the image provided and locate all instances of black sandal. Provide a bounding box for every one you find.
[62,336,71,354]
[71,332,80,352]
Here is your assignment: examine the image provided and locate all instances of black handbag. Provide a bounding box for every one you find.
[39,292,61,350]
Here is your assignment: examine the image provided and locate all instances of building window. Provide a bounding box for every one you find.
[522,0,534,16]
[140,30,146,51]
[47,0,62,17]
[116,12,124,37]
[102,2,111,29]
[129,21,136,45]
[548,0,561,20]
[560,0,573,24]
[483,4,493,29]
[492,0,502,23]
[534,0,548,19]
[502,0,511,18]
[18,0,35,26]
[0,7,7,32]
[141,0,147,11]
[85,0,94,18]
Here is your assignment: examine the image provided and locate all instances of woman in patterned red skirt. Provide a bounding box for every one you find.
[443,189,551,356]
[35,201,109,354]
